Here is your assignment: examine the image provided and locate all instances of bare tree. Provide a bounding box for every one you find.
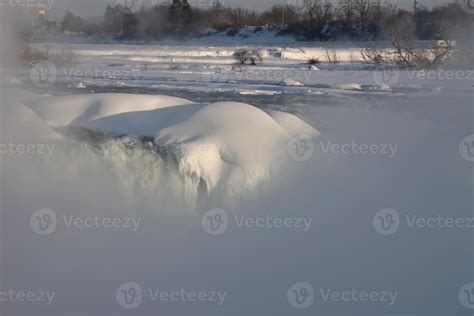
[353,0,372,29]
[303,0,333,25]
[324,47,339,64]
[259,5,298,26]
[361,15,456,69]
[338,0,355,25]
[296,0,335,39]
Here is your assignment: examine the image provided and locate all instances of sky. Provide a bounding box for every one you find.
[47,0,454,20]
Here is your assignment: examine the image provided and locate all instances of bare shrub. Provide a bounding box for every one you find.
[350,52,357,65]
[361,45,393,67]
[233,49,263,65]
[168,63,182,71]
[308,57,321,65]
[361,16,455,70]
[21,45,45,65]
[21,45,78,66]
[324,48,339,64]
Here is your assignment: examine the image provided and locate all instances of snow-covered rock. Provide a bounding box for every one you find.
[154,101,293,194]
[67,81,87,89]
[336,83,363,91]
[280,78,305,87]
[26,93,319,197]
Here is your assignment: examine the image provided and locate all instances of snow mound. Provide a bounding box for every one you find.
[5,101,62,140]
[154,101,313,194]
[264,110,318,138]
[27,93,319,198]
[336,83,363,91]
[30,93,194,128]
[280,79,305,87]
[3,89,61,140]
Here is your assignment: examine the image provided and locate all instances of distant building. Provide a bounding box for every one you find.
[28,5,49,32]
[13,4,56,35]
